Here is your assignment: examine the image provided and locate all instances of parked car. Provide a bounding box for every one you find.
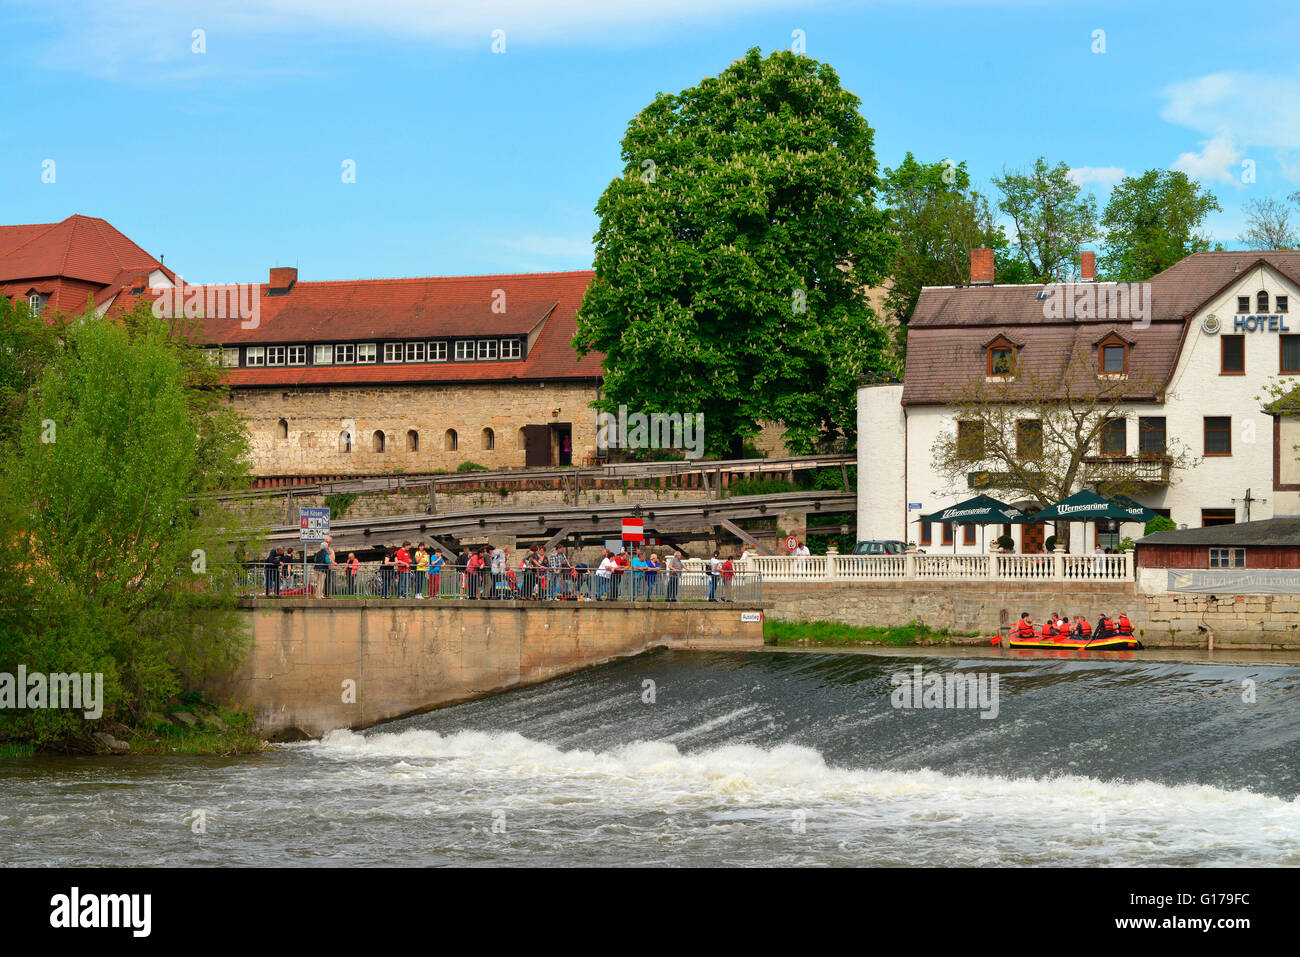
[851,540,907,555]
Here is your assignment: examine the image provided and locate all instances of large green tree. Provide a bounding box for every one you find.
[0,303,257,748]
[881,153,1031,345]
[572,47,896,456]
[1099,169,1220,280]
[992,157,1099,282]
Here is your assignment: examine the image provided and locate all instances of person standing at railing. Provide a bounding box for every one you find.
[707,551,722,601]
[264,546,281,597]
[414,546,429,599]
[645,553,661,600]
[630,550,648,600]
[666,552,683,601]
[596,550,616,600]
[311,539,331,598]
[395,542,412,598]
[794,540,810,574]
[1091,545,1105,578]
[428,548,443,598]
[467,548,485,599]
[381,547,395,598]
[721,554,735,601]
[346,553,360,596]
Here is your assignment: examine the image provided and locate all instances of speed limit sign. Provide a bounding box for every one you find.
[786,536,798,551]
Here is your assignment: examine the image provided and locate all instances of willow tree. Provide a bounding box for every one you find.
[572,47,897,457]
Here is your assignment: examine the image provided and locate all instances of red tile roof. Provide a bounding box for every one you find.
[0,215,161,286]
[107,269,604,385]
[902,251,1300,405]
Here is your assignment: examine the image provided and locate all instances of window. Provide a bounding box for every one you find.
[314,344,333,365]
[1221,335,1244,374]
[1258,290,1269,313]
[276,418,288,440]
[406,429,419,452]
[444,429,458,451]
[383,343,403,363]
[335,344,355,364]
[1278,296,1289,313]
[1100,418,1126,455]
[406,342,426,362]
[1204,416,1231,456]
[1237,295,1251,313]
[266,346,286,366]
[339,430,352,453]
[1016,419,1043,458]
[482,427,495,450]
[962,524,976,546]
[477,339,499,360]
[1209,547,1246,568]
[357,343,376,363]
[246,347,265,367]
[501,338,522,360]
[920,522,932,546]
[372,431,385,453]
[1138,417,1167,454]
[454,340,474,361]
[287,345,306,365]
[1201,508,1236,527]
[1102,344,1127,374]
[941,522,954,546]
[1282,335,1300,374]
[28,293,42,315]
[987,346,1013,377]
[956,420,984,459]
[221,347,239,367]
[205,348,221,366]
[428,341,447,361]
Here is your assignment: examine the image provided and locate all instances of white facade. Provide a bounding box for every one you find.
[860,263,1300,554]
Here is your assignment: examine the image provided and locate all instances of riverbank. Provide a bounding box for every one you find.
[763,618,983,648]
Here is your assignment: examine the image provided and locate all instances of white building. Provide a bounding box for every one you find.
[859,249,1300,554]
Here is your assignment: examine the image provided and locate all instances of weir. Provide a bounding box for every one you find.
[211,599,765,738]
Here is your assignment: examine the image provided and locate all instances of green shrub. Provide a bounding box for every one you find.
[457,461,488,472]
[1144,515,1177,534]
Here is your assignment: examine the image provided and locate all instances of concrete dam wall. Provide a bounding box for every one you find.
[214,600,765,738]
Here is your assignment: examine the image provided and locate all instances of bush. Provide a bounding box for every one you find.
[995,534,1014,551]
[456,461,488,472]
[1145,515,1177,534]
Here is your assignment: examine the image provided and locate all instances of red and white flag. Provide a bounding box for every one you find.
[621,518,644,541]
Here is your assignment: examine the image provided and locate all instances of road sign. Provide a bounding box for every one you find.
[621,517,644,541]
[785,535,798,551]
[908,502,922,510]
[300,506,330,542]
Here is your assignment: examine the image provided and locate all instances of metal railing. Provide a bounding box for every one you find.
[705,552,1135,583]
[234,563,762,603]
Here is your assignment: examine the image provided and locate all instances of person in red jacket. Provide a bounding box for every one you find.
[1117,612,1134,636]
[1012,613,1037,640]
[1072,615,1092,639]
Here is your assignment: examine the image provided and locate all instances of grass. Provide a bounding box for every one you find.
[124,700,265,755]
[764,618,979,647]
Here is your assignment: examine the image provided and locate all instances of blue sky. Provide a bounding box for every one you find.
[3,0,1298,284]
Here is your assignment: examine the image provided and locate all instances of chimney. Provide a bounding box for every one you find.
[970,248,994,285]
[268,266,298,290]
[1080,251,1096,282]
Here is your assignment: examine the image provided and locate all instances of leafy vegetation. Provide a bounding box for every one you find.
[1098,170,1220,281]
[456,461,488,472]
[764,618,972,646]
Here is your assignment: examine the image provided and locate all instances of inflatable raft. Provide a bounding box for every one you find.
[1006,634,1143,651]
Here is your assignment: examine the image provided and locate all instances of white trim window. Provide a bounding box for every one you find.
[1209,547,1246,568]
[500,338,522,359]
[287,345,307,365]
[266,346,287,366]
[246,346,265,367]
[314,344,334,365]
[454,340,475,361]
[221,347,239,367]
[29,293,43,314]
[357,343,376,363]
[383,342,404,363]
[428,341,448,361]
[205,348,221,366]
[335,343,356,364]
[477,338,499,360]
[406,341,426,362]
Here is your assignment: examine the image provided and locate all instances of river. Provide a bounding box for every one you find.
[2,649,1297,866]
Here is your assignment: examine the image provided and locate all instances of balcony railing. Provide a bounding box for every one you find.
[1081,453,1172,485]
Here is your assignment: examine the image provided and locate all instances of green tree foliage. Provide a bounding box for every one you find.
[992,157,1099,282]
[881,154,1031,344]
[0,303,257,748]
[1144,515,1177,535]
[1099,170,1221,280]
[572,47,897,456]
[0,296,59,447]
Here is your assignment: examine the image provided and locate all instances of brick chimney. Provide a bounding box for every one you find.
[1080,251,1096,282]
[268,266,298,290]
[970,248,994,285]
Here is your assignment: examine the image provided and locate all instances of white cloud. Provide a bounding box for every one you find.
[1068,166,1126,189]
[1170,133,1243,186]
[1161,72,1300,182]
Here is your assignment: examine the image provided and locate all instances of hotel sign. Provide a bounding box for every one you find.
[1231,314,1291,333]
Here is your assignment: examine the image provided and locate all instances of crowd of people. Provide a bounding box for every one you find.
[257,540,746,602]
[1010,610,1135,642]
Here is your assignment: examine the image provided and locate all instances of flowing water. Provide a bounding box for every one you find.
[2,649,1298,866]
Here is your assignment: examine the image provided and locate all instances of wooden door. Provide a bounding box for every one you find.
[1022,523,1045,554]
[524,425,550,467]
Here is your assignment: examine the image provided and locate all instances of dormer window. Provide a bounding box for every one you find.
[1258,290,1270,313]
[984,334,1019,378]
[28,293,42,315]
[1095,330,1131,375]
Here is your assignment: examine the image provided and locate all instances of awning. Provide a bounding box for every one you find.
[918,494,1035,525]
[1029,489,1144,522]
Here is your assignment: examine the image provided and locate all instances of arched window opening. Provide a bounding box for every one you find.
[407,429,419,452]
[445,429,458,451]
[339,430,352,453]
[373,430,385,453]
[1258,290,1270,313]
[482,427,495,450]
[277,418,288,440]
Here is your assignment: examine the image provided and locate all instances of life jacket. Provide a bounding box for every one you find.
[1014,619,1036,639]
[1117,615,1133,636]
[1041,622,1057,640]
[1076,619,1092,637]
[1056,617,1070,635]
[1096,616,1114,636]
